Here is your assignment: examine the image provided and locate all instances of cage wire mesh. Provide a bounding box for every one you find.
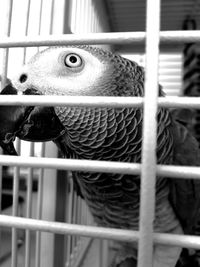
[0,1,200,267]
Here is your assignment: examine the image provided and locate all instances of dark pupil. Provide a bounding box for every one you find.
[69,56,77,63]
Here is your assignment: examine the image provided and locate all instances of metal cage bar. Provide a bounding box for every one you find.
[0,0,13,265]
[35,143,45,267]
[34,2,45,266]
[25,142,34,267]
[22,0,31,64]
[0,0,13,216]
[0,31,199,48]
[23,2,32,267]
[1,215,200,250]
[0,0,13,260]
[66,178,74,267]
[11,139,20,267]
[0,156,200,180]
[1,0,13,89]
[0,95,199,109]
[138,0,161,266]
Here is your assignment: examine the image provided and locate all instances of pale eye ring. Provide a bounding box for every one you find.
[64,53,82,68]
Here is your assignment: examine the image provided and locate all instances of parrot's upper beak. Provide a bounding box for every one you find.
[0,83,64,155]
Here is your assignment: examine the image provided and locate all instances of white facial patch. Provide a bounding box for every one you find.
[11,47,109,96]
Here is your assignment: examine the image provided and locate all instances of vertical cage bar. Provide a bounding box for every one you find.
[77,196,82,249]
[35,143,45,267]
[49,0,55,35]
[37,0,44,47]
[35,1,44,265]
[83,0,88,32]
[0,0,13,215]
[75,0,78,33]
[70,0,76,33]
[39,144,58,267]
[23,0,31,63]
[91,1,95,32]
[11,139,21,267]
[0,0,13,259]
[86,0,90,32]
[72,192,78,261]
[91,1,97,33]
[23,2,32,266]
[75,0,81,33]
[66,178,74,267]
[79,0,84,33]
[74,193,78,247]
[25,142,34,267]
[1,0,13,89]
[101,240,109,267]
[138,0,161,267]
[99,240,104,267]
[11,168,20,267]
[88,0,93,32]
[74,195,80,256]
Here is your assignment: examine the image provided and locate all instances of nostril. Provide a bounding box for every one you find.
[19,73,28,83]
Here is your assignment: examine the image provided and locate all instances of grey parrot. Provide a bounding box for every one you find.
[0,46,200,267]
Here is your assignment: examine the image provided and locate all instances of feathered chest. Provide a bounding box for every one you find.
[55,106,173,164]
[55,107,145,162]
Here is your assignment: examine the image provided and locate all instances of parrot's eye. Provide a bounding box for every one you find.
[64,54,82,68]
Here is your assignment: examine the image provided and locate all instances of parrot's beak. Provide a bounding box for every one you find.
[0,83,64,155]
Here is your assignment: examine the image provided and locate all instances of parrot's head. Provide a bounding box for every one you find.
[0,46,144,154]
[11,45,144,97]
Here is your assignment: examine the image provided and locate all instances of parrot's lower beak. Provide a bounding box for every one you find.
[0,83,64,155]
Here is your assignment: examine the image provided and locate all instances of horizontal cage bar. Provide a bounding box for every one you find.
[0,215,200,250]
[0,31,199,47]
[0,95,199,109]
[0,155,200,180]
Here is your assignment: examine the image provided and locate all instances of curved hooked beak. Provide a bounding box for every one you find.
[0,83,64,155]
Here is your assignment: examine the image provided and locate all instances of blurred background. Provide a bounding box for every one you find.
[0,0,199,267]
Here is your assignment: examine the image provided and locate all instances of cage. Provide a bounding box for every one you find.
[0,0,200,267]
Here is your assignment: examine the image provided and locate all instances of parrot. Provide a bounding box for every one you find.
[0,45,200,267]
